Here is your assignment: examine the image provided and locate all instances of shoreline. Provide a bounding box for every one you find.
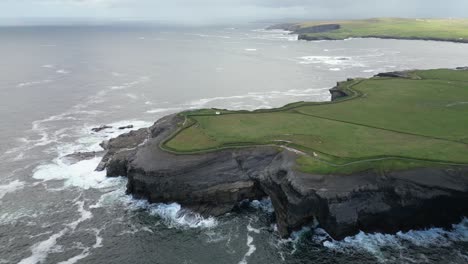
[94,69,468,240]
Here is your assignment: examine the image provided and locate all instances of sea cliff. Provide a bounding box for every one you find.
[94,79,468,239]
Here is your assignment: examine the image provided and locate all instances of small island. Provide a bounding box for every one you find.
[97,69,468,240]
[268,18,468,43]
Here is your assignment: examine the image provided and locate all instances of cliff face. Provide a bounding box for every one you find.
[98,112,468,239]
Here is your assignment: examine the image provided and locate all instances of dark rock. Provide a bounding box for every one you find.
[63,151,104,163]
[329,85,349,101]
[456,67,468,70]
[298,34,336,41]
[95,127,150,172]
[375,71,411,78]
[99,96,468,240]
[118,125,134,130]
[91,125,112,132]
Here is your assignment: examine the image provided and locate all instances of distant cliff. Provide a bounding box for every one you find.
[268,18,468,43]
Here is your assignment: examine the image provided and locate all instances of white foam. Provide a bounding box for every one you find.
[41,64,55,68]
[146,107,182,114]
[298,56,365,68]
[0,180,25,200]
[250,198,274,213]
[32,157,120,190]
[149,202,218,229]
[18,229,67,264]
[247,223,261,234]
[238,227,257,264]
[329,68,341,71]
[56,250,90,264]
[245,48,257,51]
[67,201,93,230]
[322,218,468,259]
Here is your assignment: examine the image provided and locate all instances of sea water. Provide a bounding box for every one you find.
[1,24,467,264]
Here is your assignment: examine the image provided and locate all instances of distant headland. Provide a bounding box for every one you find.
[267,18,468,43]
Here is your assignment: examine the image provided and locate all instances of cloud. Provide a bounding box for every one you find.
[0,0,467,25]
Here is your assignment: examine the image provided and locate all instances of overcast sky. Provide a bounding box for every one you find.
[1,0,467,25]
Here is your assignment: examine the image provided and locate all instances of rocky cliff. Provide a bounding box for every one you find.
[96,86,468,240]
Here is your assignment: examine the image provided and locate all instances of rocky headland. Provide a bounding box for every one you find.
[91,74,468,240]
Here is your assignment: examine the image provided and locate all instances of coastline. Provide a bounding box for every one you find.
[94,69,468,240]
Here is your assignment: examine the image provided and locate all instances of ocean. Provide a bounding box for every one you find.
[0,24,467,264]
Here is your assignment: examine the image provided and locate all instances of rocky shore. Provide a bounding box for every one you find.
[92,81,468,240]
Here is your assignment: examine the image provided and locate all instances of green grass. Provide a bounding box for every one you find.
[295,18,468,42]
[163,69,468,175]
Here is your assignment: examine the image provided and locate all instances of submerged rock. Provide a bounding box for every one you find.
[118,125,134,130]
[91,125,112,132]
[375,71,412,78]
[63,151,104,163]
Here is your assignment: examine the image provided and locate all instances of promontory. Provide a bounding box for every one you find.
[267,18,468,43]
[96,68,468,240]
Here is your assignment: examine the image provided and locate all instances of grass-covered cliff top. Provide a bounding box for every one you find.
[162,69,468,175]
[283,18,468,43]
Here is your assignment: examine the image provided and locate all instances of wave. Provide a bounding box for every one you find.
[129,200,218,229]
[321,218,468,261]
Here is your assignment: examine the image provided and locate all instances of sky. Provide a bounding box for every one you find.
[0,0,467,25]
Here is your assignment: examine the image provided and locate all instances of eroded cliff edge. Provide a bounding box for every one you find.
[97,86,468,240]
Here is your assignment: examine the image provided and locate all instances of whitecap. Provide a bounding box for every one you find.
[41,64,55,68]
[329,68,341,71]
[245,48,257,51]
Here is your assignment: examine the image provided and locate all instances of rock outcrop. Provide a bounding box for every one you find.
[98,85,468,240]
[375,71,412,78]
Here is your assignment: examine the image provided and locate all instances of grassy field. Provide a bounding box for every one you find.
[163,69,468,175]
[294,18,468,42]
